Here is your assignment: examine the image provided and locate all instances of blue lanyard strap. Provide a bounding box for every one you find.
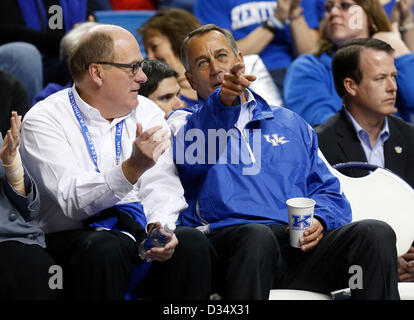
[114,119,123,167]
[68,90,123,173]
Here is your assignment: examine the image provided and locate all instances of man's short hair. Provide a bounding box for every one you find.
[60,22,98,62]
[68,30,115,82]
[332,38,395,98]
[139,59,178,97]
[180,24,239,72]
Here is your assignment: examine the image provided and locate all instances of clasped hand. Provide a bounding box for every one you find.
[274,0,302,22]
[144,222,178,262]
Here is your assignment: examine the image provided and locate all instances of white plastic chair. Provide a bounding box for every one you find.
[243,54,283,107]
[269,159,414,300]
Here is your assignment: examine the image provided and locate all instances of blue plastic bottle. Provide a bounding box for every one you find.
[138,223,176,261]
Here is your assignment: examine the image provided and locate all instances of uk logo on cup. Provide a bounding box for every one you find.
[290,214,312,229]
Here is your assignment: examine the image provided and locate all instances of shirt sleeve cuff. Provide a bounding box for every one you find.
[105,165,135,200]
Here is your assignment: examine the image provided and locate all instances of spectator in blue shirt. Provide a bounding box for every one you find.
[284,0,414,126]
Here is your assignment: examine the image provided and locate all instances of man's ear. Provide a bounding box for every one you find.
[343,77,358,96]
[185,71,197,91]
[237,51,244,63]
[88,63,103,87]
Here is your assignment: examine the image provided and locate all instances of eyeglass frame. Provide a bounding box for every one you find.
[324,1,356,13]
[94,60,144,75]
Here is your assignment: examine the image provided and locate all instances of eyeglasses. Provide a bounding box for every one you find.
[94,60,144,75]
[324,1,355,13]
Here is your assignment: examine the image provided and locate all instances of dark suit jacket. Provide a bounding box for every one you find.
[315,108,414,189]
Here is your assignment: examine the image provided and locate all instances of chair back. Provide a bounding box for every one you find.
[331,161,414,256]
[269,157,414,299]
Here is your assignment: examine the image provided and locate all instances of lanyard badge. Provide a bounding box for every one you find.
[68,90,123,172]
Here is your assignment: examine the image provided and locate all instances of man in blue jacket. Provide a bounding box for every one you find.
[170,24,400,299]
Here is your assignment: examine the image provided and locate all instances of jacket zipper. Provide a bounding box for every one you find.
[196,199,209,225]
[236,126,256,164]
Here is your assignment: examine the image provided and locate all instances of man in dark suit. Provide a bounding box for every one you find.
[316,38,414,189]
[316,38,414,282]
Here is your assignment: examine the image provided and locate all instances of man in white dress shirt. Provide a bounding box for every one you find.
[20,24,211,299]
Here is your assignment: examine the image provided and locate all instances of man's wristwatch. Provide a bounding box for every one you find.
[262,15,285,34]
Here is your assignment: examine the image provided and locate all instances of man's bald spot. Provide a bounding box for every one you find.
[68,25,116,82]
[80,24,135,45]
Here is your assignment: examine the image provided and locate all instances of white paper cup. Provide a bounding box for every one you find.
[286,197,316,248]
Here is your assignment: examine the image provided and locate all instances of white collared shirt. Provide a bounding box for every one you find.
[235,89,256,131]
[20,85,187,233]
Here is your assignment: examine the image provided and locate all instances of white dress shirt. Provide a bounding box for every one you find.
[20,85,187,233]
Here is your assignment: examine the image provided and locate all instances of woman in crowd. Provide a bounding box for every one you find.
[284,0,414,126]
[138,8,201,107]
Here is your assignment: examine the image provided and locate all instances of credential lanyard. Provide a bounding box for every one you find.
[68,90,123,173]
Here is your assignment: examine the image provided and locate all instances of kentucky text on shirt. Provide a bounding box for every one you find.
[231,1,277,30]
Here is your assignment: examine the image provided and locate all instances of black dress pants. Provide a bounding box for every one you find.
[208,219,400,300]
[45,226,211,300]
[0,241,57,300]
[136,226,212,300]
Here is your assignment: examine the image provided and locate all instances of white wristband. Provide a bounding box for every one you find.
[268,15,285,30]
[3,150,25,195]
[399,22,414,32]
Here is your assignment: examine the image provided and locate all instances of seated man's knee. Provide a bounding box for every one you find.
[235,223,278,250]
[79,230,129,261]
[175,226,210,255]
[353,219,396,244]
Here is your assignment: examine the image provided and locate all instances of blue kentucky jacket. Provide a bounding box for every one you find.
[172,89,352,233]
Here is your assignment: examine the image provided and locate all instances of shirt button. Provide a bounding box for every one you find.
[8,213,17,222]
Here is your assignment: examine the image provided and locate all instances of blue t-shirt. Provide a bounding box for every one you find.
[194,0,320,71]
[180,94,198,107]
[383,0,395,15]
[316,0,327,20]
[382,0,414,17]
[283,52,414,126]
